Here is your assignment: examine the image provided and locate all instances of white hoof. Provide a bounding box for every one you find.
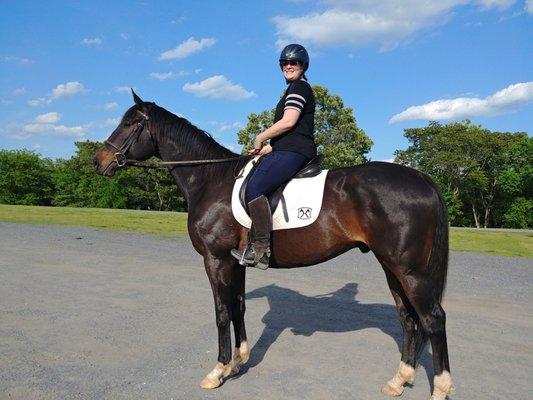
[382,381,404,397]
[382,362,415,397]
[200,375,221,389]
[430,371,454,400]
[200,362,233,389]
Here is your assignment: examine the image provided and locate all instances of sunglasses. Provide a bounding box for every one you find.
[280,60,302,67]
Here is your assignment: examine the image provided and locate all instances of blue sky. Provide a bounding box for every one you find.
[1,0,531,161]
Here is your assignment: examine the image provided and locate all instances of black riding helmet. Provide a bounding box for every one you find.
[279,44,309,71]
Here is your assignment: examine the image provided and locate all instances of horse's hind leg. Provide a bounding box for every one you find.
[400,273,453,400]
[381,266,427,397]
[230,263,249,371]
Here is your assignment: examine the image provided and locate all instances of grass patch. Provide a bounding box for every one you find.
[0,205,531,257]
[450,228,532,258]
[0,204,188,236]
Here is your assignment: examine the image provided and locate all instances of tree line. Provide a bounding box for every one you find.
[0,141,186,212]
[0,85,530,228]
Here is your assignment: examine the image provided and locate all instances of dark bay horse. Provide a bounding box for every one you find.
[93,92,454,399]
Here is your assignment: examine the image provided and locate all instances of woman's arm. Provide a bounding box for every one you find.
[252,109,300,151]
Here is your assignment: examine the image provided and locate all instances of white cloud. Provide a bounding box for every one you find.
[115,86,132,93]
[104,102,118,110]
[2,55,33,65]
[51,81,85,99]
[526,0,533,12]
[81,37,102,46]
[273,0,518,50]
[206,120,244,136]
[1,99,13,106]
[150,71,176,80]
[22,123,85,137]
[104,118,121,126]
[28,82,85,107]
[8,111,86,139]
[35,112,61,124]
[27,98,50,107]
[12,87,27,96]
[120,32,129,40]
[476,0,516,9]
[390,81,533,123]
[159,37,216,60]
[218,121,244,132]
[183,75,255,101]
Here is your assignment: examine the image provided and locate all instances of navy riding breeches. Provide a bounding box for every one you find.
[245,150,310,204]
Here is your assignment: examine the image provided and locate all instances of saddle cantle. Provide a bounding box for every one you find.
[232,156,329,231]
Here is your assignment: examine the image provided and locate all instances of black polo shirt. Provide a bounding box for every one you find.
[270,79,317,159]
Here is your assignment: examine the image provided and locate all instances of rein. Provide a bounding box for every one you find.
[125,156,251,170]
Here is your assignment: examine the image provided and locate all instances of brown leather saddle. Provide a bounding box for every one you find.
[238,156,322,222]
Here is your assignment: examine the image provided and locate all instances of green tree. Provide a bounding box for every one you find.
[53,141,127,208]
[119,167,186,211]
[53,140,187,211]
[0,149,55,205]
[237,85,372,169]
[395,121,530,228]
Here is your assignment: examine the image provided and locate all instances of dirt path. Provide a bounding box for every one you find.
[0,223,531,399]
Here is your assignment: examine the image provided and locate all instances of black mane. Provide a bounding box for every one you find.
[151,104,238,159]
[149,103,250,179]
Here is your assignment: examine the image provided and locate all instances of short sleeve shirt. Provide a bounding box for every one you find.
[270,79,317,159]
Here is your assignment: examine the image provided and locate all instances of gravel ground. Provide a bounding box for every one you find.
[0,222,531,400]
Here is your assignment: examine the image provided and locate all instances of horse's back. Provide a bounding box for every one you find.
[328,161,441,205]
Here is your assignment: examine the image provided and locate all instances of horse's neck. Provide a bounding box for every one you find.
[154,128,234,205]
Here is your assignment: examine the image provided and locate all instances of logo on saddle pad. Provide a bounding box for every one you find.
[231,158,329,231]
[297,207,312,219]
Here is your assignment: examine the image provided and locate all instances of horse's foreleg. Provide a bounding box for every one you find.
[230,263,249,372]
[200,256,239,389]
[380,266,425,397]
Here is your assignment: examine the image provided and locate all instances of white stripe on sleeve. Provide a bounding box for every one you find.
[284,106,302,112]
[286,93,306,103]
[285,99,304,108]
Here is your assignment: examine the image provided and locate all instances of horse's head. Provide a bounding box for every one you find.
[93,90,157,176]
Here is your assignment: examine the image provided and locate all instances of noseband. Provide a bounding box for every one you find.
[104,110,152,169]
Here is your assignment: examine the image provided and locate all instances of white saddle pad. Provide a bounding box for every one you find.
[231,157,329,230]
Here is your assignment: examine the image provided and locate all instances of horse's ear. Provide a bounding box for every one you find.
[132,89,143,106]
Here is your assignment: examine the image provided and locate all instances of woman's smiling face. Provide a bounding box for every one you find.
[281,60,304,81]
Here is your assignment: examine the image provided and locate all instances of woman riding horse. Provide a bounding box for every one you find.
[93,83,454,399]
[231,44,317,270]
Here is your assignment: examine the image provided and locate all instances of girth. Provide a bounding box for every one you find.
[238,155,322,222]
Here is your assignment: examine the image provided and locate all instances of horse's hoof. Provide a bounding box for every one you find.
[430,371,454,400]
[200,376,221,389]
[200,362,232,389]
[382,361,415,396]
[381,381,404,397]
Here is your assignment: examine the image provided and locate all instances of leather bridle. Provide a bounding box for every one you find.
[102,109,152,172]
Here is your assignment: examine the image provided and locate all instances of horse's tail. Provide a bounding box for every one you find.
[425,177,449,302]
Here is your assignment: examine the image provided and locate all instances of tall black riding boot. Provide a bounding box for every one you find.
[231,195,272,270]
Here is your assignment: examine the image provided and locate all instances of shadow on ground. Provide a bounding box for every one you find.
[236,282,433,382]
